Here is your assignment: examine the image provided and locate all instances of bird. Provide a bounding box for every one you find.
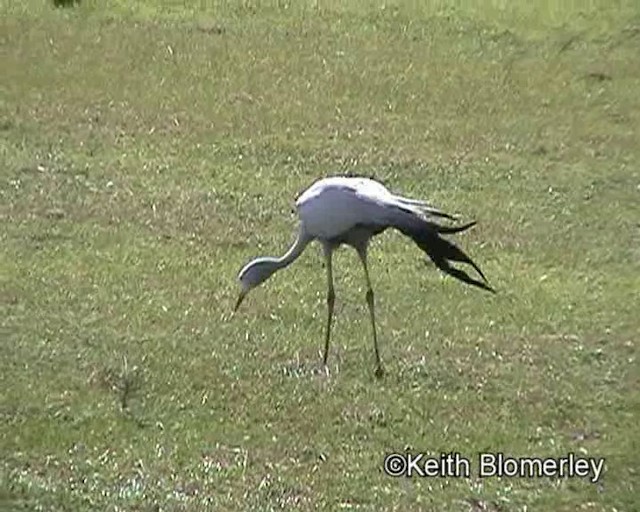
[233,176,494,378]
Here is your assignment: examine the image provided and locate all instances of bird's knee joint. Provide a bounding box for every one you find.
[366,289,374,304]
[327,289,336,305]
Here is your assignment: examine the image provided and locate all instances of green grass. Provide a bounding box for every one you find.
[1,1,639,510]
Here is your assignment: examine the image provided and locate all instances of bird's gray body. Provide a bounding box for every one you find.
[322,223,386,250]
[235,176,493,377]
[295,176,452,241]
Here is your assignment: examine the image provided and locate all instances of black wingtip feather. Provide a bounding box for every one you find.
[427,257,496,294]
[399,219,494,293]
[434,220,477,235]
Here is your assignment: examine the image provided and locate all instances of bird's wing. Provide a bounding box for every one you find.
[353,184,435,229]
[296,177,459,239]
[392,195,459,221]
[296,179,413,239]
[350,182,449,224]
[296,177,493,290]
[345,177,459,221]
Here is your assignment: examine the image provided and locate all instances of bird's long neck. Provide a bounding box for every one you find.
[270,227,311,271]
[256,226,311,280]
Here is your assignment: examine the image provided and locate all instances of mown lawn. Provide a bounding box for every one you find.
[1,1,639,510]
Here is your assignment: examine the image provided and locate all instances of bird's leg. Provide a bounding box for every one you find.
[323,246,335,367]
[356,246,384,378]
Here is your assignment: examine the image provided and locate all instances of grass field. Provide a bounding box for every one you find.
[1,1,639,510]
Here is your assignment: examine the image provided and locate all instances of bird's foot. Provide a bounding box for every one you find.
[374,365,385,380]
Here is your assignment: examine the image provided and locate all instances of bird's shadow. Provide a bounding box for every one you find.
[281,358,336,380]
[280,352,388,382]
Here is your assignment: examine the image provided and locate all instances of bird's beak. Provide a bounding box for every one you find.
[233,290,246,312]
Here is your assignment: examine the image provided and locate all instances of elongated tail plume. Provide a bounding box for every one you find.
[398,220,495,293]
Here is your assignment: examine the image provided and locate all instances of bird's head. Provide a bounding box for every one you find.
[234,258,279,312]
